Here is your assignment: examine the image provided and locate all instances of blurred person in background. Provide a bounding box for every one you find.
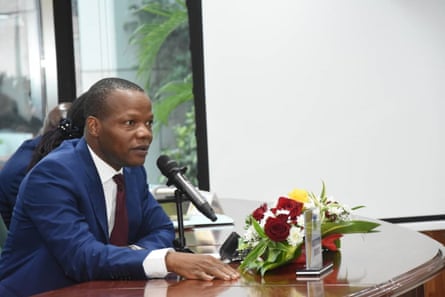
[0,101,76,227]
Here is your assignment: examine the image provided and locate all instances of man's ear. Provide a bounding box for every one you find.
[86,116,100,137]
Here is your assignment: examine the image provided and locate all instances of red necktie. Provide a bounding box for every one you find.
[110,174,128,246]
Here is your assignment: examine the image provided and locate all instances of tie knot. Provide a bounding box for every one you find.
[113,174,125,191]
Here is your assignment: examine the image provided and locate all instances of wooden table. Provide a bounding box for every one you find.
[33,198,445,297]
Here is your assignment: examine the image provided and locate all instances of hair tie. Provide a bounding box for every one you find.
[57,119,81,139]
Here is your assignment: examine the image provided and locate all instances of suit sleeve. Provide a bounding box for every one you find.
[126,167,175,250]
[21,160,168,281]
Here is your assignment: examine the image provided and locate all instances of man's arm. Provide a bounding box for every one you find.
[22,161,150,281]
[131,191,175,250]
[124,167,175,251]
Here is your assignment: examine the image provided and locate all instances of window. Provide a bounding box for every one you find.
[0,0,57,167]
[72,0,197,185]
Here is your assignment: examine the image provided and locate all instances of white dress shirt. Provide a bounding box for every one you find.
[87,145,172,278]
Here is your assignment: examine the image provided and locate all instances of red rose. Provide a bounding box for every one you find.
[322,233,343,251]
[273,197,304,219]
[276,213,288,222]
[264,217,290,242]
[252,203,268,221]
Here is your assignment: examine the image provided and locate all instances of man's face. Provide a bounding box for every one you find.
[90,89,153,170]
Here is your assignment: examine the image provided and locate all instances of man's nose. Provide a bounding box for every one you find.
[137,124,152,140]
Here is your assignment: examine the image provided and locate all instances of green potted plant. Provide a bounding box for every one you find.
[130,0,197,183]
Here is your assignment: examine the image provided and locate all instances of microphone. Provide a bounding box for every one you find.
[156,155,217,222]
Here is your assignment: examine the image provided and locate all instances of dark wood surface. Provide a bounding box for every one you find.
[421,230,445,297]
[32,198,445,297]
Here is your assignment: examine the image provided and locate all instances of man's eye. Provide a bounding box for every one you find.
[146,121,153,128]
[125,120,135,126]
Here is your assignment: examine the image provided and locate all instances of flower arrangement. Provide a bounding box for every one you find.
[238,182,380,276]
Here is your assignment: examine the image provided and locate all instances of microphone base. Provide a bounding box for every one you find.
[173,238,194,253]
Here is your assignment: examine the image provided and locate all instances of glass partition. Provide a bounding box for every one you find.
[0,0,51,167]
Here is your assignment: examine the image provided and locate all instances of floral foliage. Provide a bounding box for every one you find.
[238,182,380,276]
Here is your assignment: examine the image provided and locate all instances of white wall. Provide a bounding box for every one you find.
[202,0,445,220]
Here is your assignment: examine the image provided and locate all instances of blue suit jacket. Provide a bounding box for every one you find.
[0,136,41,227]
[0,138,175,297]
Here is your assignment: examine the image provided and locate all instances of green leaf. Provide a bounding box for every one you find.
[130,3,188,87]
[239,239,268,271]
[320,180,326,200]
[322,220,380,237]
[153,76,193,126]
[265,245,281,263]
[259,244,302,276]
[251,216,267,238]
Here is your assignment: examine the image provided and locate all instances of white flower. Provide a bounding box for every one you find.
[339,209,352,221]
[296,214,305,227]
[275,209,290,216]
[244,225,259,243]
[327,204,343,215]
[260,209,275,228]
[287,225,305,246]
[326,202,352,222]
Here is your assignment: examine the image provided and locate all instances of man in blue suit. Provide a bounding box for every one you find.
[0,78,239,297]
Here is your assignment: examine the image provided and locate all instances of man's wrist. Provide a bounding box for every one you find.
[165,249,175,272]
[143,248,174,278]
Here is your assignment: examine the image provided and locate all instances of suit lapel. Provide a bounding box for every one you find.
[123,167,137,241]
[76,139,109,241]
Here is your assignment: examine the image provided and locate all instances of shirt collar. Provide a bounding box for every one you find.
[87,144,123,183]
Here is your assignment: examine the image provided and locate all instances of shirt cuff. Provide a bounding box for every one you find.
[129,244,144,250]
[143,248,174,278]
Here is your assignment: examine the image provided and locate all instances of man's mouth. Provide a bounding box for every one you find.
[133,145,149,153]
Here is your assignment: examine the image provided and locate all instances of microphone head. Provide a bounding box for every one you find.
[156,155,179,178]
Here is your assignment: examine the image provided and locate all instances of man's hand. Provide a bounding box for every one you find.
[165,252,240,281]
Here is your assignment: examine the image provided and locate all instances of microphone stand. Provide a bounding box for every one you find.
[170,173,194,253]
